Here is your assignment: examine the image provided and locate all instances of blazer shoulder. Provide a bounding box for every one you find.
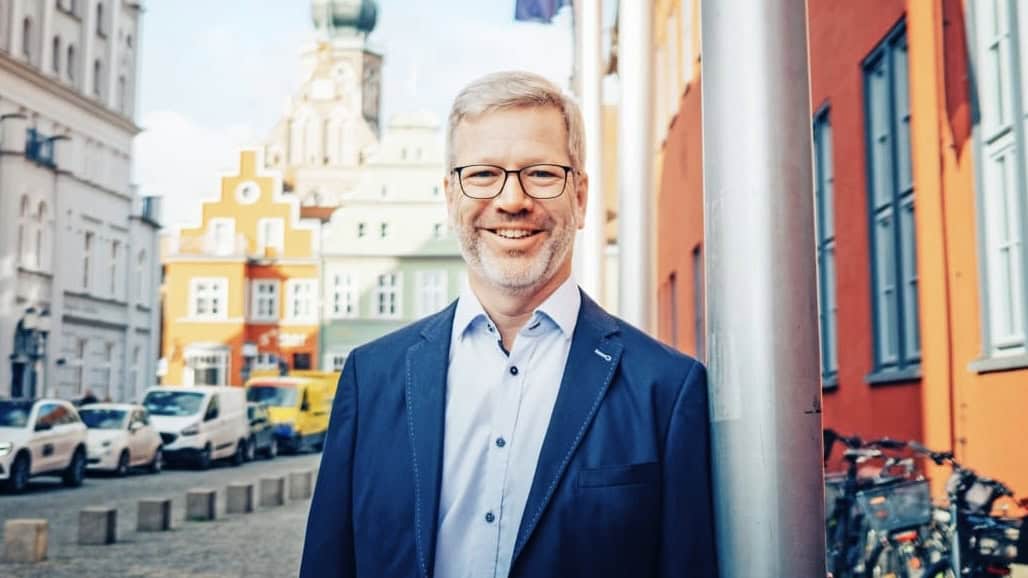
[609,314,704,381]
[349,301,456,363]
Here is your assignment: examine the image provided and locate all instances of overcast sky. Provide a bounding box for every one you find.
[133,0,576,228]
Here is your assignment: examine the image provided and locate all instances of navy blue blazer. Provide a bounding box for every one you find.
[300,292,717,578]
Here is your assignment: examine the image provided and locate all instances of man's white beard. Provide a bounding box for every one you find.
[457,222,575,294]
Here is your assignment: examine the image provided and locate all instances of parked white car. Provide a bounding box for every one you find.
[79,404,163,476]
[0,398,88,492]
[141,386,249,469]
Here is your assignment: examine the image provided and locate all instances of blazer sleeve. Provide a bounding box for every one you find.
[299,351,359,578]
[659,361,719,578]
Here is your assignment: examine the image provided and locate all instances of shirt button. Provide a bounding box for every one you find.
[485,512,496,523]
[509,366,519,376]
[495,437,506,448]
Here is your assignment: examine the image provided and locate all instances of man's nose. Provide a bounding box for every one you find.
[494,172,534,213]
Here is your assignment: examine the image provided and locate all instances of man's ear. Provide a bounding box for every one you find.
[573,171,589,230]
[444,174,458,224]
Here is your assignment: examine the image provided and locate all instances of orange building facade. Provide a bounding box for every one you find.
[654,0,1028,496]
[161,150,320,387]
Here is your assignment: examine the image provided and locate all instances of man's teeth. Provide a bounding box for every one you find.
[494,229,535,239]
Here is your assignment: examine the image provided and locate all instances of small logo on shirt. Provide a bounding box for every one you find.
[593,348,612,362]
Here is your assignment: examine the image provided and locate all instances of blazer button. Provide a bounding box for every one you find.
[495,437,506,448]
[509,366,519,376]
[485,512,496,523]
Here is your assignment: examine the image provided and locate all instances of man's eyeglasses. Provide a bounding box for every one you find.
[452,164,574,200]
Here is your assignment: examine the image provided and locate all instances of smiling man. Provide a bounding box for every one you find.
[300,71,717,578]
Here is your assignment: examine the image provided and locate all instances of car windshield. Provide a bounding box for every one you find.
[142,391,205,416]
[78,408,127,430]
[246,385,298,407]
[0,400,34,428]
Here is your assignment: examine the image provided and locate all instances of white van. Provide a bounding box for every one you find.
[141,386,249,469]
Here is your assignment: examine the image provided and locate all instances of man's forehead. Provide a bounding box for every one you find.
[451,105,568,157]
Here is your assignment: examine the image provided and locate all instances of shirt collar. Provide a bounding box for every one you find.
[452,275,581,342]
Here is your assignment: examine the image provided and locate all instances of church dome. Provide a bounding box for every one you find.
[312,0,378,35]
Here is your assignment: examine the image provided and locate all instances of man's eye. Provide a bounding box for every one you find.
[527,169,561,179]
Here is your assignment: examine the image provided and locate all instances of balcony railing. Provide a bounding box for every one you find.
[166,233,249,257]
[25,128,56,168]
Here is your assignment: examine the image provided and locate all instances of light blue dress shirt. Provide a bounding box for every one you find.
[432,276,581,578]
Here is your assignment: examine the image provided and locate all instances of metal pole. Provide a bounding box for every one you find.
[577,0,606,303]
[701,0,825,576]
[618,0,654,331]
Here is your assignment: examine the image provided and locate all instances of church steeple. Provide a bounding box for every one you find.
[312,0,378,39]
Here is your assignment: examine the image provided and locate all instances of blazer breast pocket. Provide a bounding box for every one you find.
[577,461,660,489]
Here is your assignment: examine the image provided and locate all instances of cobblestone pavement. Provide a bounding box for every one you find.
[0,452,322,577]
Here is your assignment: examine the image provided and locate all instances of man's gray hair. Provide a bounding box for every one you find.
[446,70,585,172]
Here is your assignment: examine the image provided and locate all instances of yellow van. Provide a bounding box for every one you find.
[244,371,339,453]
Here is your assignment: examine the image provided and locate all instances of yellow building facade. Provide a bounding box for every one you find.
[161,150,320,387]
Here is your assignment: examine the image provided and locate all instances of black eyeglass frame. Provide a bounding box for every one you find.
[451,163,576,200]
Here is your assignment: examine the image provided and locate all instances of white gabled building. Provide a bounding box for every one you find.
[0,0,159,403]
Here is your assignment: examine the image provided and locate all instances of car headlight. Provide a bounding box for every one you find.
[181,424,199,436]
[101,440,112,448]
[0,442,13,457]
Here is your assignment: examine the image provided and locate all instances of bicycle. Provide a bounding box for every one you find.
[824,430,925,578]
[908,441,1028,578]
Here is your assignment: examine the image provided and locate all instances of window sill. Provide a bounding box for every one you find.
[865,366,921,386]
[968,353,1028,374]
[822,374,839,390]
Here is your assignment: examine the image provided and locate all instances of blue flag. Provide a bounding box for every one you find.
[515,0,569,24]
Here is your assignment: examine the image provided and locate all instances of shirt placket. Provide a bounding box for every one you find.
[479,327,534,577]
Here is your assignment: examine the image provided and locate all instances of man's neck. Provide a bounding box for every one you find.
[469,265,572,352]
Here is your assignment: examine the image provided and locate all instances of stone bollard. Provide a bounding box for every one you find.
[3,519,48,563]
[186,488,217,521]
[78,507,117,545]
[137,498,172,532]
[259,476,286,507]
[226,483,254,514]
[288,470,314,501]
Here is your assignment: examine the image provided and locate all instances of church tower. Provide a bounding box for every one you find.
[264,0,383,208]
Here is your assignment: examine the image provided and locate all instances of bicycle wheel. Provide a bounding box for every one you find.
[919,558,955,578]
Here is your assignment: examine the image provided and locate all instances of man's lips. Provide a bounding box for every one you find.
[478,226,546,240]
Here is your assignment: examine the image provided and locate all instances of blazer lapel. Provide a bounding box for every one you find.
[405,303,456,578]
[512,292,623,563]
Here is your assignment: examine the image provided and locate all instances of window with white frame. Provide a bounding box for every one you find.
[254,352,279,371]
[257,218,284,256]
[109,240,120,297]
[814,108,838,383]
[286,279,318,322]
[374,272,401,318]
[185,349,228,386]
[357,222,367,238]
[83,231,94,290]
[380,222,389,239]
[128,345,141,401]
[433,223,444,239]
[17,196,30,266]
[970,0,1028,358]
[415,271,447,317]
[326,352,349,371]
[98,342,114,398]
[136,250,147,302]
[35,201,46,269]
[208,218,235,256]
[251,280,279,322]
[68,337,87,391]
[331,272,358,318]
[189,277,228,319]
[864,23,920,375]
